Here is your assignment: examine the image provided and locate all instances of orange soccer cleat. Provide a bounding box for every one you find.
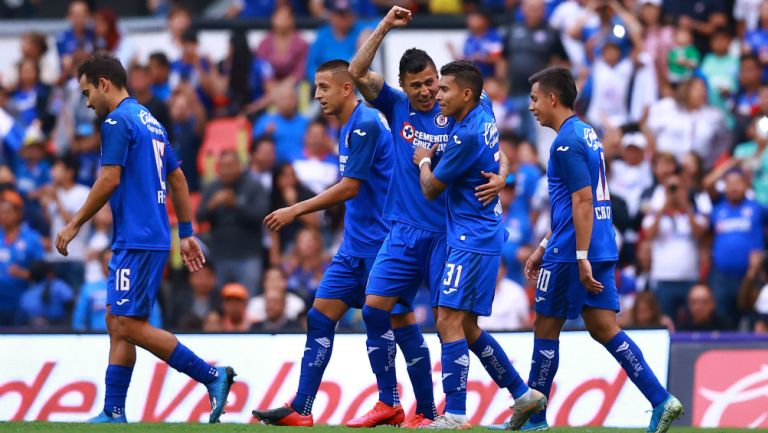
[400,413,435,428]
[252,404,314,427]
[346,401,405,428]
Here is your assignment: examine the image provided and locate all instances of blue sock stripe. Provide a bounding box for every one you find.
[605,331,669,407]
[527,338,560,425]
[441,339,469,416]
[292,308,337,416]
[104,364,133,416]
[469,331,529,399]
[167,343,218,385]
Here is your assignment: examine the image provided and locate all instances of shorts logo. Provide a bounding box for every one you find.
[434,114,449,128]
[401,122,416,142]
[443,288,458,295]
[115,299,130,306]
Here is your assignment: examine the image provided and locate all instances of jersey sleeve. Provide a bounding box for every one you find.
[552,139,591,194]
[164,139,182,173]
[433,130,479,185]
[100,114,132,166]
[343,117,382,181]
[370,82,405,121]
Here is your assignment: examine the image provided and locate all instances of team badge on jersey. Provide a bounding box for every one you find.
[401,122,415,142]
[434,114,449,128]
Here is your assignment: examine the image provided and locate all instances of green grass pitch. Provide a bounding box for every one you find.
[0,423,760,433]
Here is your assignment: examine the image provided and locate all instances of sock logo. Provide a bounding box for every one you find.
[421,341,430,349]
[454,354,470,367]
[616,341,630,353]
[442,372,453,380]
[315,337,331,348]
[407,357,424,367]
[539,350,556,360]
[367,346,380,355]
[481,345,494,358]
[381,330,395,341]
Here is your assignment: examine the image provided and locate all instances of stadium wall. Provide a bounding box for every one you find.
[0,330,669,427]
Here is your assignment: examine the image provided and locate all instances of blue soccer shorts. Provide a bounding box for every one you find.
[534,260,620,320]
[316,252,377,309]
[107,249,168,317]
[436,247,499,317]
[366,222,446,311]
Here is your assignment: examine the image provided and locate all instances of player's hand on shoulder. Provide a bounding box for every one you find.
[524,247,544,281]
[180,237,206,272]
[577,259,604,294]
[264,207,298,232]
[384,6,412,28]
[475,170,504,205]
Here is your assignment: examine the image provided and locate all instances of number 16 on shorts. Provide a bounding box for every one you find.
[116,268,131,291]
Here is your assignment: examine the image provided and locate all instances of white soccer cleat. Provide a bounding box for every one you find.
[420,413,471,430]
[506,389,547,430]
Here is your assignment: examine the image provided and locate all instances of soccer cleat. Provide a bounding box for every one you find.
[346,401,405,427]
[205,366,236,423]
[252,404,314,427]
[506,389,548,430]
[402,413,435,428]
[647,395,684,433]
[420,413,471,430]
[488,419,549,431]
[87,410,127,423]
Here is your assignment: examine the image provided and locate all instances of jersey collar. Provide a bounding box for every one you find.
[116,97,135,108]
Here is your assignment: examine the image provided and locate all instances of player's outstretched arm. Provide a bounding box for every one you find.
[264,177,362,231]
[475,149,510,205]
[167,167,206,272]
[56,165,121,256]
[413,144,446,200]
[572,186,604,294]
[349,6,412,101]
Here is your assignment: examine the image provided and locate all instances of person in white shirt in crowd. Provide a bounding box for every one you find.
[646,77,731,167]
[250,135,277,195]
[83,204,111,284]
[292,119,339,195]
[247,267,306,330]
[610,132,653,220]
[40,154,90,293]
[584,42,634,131]
[549,0,594,71]
[642,171,708,321]
[477,261,531,331]
[734,0,765,37]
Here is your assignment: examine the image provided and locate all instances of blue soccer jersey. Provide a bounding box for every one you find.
[337,101,393,258]
[100,97,181,251]
[544,115,618,263]
[433,104,505,254]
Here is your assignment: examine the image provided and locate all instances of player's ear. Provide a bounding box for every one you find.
[99,77,109,93]
[463,87,472,103]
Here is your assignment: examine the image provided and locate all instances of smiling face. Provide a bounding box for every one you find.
[436,75,467,119]
[79,74,110,119]
[400,66,439,112]
[314,70,351,116]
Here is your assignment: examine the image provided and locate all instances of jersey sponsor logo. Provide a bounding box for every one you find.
[400,122,449,149]
[583,127,602,150]
[104,118,117,125]
[344,131,350,148]
[556,146,569,152]
[353,129,367,137]
[483,122,499,147]
[139,109,165,137]
[434,113,449,127]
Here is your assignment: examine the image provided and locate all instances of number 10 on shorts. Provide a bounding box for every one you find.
[536,269,551,293]
[116,268,131,291]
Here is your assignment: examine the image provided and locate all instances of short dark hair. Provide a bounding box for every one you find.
[77,51,127,89]
[399,48,437,80]
[55,153,80,176]
[181,28,198,43]
[741,53,760,66]
[440,60,483,103]
[316,59,353,83]
[23,31,48,56]
[528,66,577,110]
[148,52,170,68]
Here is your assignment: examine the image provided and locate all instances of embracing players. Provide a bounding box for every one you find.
[56,53,235,424]
[522,67,683,432]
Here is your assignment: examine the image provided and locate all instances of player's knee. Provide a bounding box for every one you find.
[436,310,464,340]
[587,323,619,344]
[390,312,414,329]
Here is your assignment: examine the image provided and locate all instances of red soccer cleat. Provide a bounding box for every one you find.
[252,403,314,427]
[400,413,434,428]
[346,401,405,428]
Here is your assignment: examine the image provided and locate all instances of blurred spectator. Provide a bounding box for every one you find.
[293,119,338,195]
[129,64,171,129]
[642,172,707,321]
[666,26,700,85]
[701,27,738,122]
[252,83,309,163]
[284,226,327,301]
[197,151,269,294]
[549,0,595,70]
[448,9,503,78]
[576,0,633,64]
[14,140,50,231]
[204,282,251,332]
[256,6,309,84]
[478,262,531,331]
[677,284,732,330]
[503,0,568,143]
[215,31,274,118]
[84,205,111,284]
[628,290,675,331]
[8,59,54,134]
[226,0,279,18]
[705,169,765,321]
[18,261,74,328]
[55,0,95,83]
[3,31,56,89]
[305,0,370,83]
[484,77,517,133]
[70,122,101,187]
[148,52,172,102]
[680,151,713,215]
[168,84,206,193]
[172,260,218,330]
[500,175,532,286]
[610,132,652,221]
[94,8,137,68]
[248,267,305,332]
[250,135,277,194]
[733,54,762,119]
[742,1,768,80]
[662,0,728,56]
[646,77,729,167]
[40,155,90,292]
[637,0,673,92]
[165,5,192,60]
[734,116,768,205]
[0,191,44,326]
[735,0,765,36]
[754,282,768,332]
[169,29,214,109]
[582,41,633,131]
[269,164,319,264]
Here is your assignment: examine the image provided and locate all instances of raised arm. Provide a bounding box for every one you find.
[349,6,412,101]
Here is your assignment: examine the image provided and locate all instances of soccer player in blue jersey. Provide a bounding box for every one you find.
[349,7,522,428]
[55,53,235,424]
[521,67,683,432]
[412,61,546,430]
[252,60,396,427]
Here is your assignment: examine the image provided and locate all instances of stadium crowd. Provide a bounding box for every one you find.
[1,0,768,334]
